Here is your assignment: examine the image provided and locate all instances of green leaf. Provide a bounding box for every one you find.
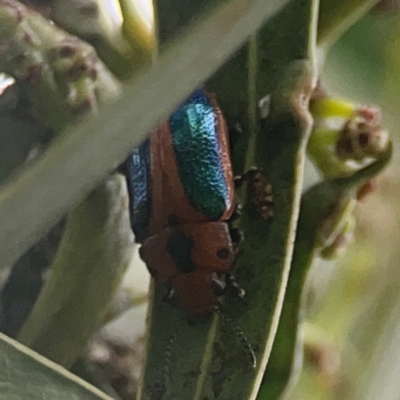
[138,1,319,399]
[17,174,134,368]
[318,0,381,46]
[258,143,392,400]
[156,0,224,43]
[0,331,113,399]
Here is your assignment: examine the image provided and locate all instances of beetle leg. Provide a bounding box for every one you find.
[234,166,262,188]
[213,273,245,299]
[229,199,242,221]
[239,169,274,220]
[225,272,245,299]
[229,199,244,249]
[162,288,177,306]
[212,274,227,296]
[250,175,274,220]
[229,227,244,248]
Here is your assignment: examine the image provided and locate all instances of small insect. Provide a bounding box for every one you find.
[124,89,256,368]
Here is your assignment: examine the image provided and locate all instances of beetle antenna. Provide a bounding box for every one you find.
[163,331,177,385]
[153,329,179,399]
[214,304,256,368]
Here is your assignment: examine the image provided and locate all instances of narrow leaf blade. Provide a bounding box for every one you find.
[0,332,113,400]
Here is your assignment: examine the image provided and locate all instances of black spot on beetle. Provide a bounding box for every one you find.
[216,248,230,259]
[168,214,180,225]
[166,230,196,274]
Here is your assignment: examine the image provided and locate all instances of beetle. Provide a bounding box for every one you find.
[124,89,244,317]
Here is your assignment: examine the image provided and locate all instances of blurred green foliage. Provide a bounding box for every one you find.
[288,10,400,400]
